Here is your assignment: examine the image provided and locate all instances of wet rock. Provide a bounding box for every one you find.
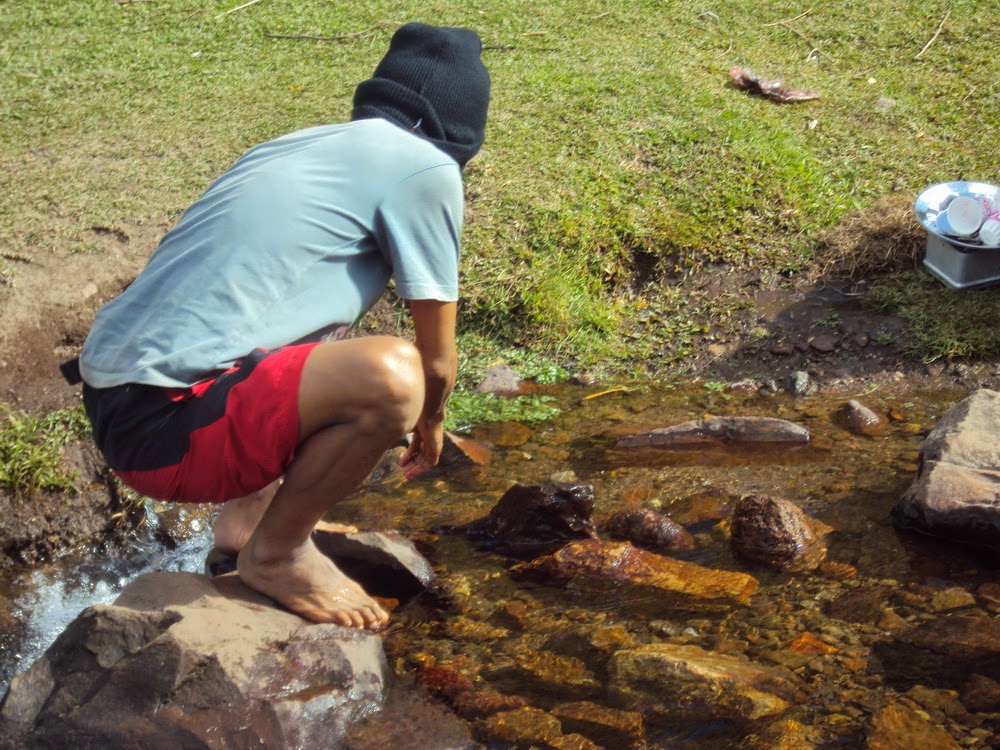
[476,363,524,395]
[462,483,598,558]
[608,643,803,723]
[961,674,1000,713]
[550,733,603,750]
[875,616,1000,690]
[770,341,796,356]
[730,494,829,573]
[841,400,889,437]
[927,587,976,613]
[894,389,1000,547]
[569,371,597,386]
[866,702,961,750]
[745,718,815,749]
[473,706,562,747]
[670,488,736,526]
[312,529,436,602]
[615,417,809,450]
[489,651,599,700]
[450,688,529,720]
[603,508,696,553]
[514,539,759,612]
[340,683,477,750]
[0,572,388,749]
[362,445,409,487]
[439,431,493,469]
[469,421,533,447]
[905,685,967,720]
[824,585,893,624]
[789,371,811,396]
[551,701,645,748]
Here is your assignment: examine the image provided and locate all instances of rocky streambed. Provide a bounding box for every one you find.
[1,381,999,749]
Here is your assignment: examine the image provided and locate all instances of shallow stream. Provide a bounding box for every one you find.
[2,381,997,748]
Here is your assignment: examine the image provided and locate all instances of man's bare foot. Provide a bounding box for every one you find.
[215,484,358,554]
[237,535,388,630]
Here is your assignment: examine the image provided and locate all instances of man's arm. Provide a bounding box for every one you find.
[399,298,458,479]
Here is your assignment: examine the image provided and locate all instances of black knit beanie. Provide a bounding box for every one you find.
[351,22,490,169]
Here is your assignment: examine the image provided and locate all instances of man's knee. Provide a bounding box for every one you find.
[360,337,424,429]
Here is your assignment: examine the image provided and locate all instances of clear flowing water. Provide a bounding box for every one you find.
[2,382,996,748]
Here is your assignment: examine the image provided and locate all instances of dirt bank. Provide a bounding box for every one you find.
[1,212,998,567]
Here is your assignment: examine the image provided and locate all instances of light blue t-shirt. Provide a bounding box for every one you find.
[80,119,463,388]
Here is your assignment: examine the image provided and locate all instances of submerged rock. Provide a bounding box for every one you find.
[513,539,759,612]
[476,363,524,395]
[0,572,388,749]
[550,701,645,748]
[866,702,962,750]
[608,643,803,722]
[730,494,829,573]
[874,616,1000,690]
[615,416,809,450]
[312,530,436,602]
[841,399,889,437]
[603,508,695,553]
[462,482,598,558]
[894,389,1000,547]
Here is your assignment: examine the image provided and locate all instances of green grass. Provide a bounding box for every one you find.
[2,0,999,372]
[0,406,91,492]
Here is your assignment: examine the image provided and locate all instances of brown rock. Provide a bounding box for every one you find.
[440,430,493,468]
[549,733,603,750]
[0,572,388,749]
[825,585,893,624]
[609,643,803,723]
[490,651,599,700]
[730,494,828,572]
[961,674,1000,713]
[809,334,837,353]
[311,530,436,602]
[450,688,529,720]
[841,400,889,437]
[669,489,736,525]
[463,482,598,558]
[474,707,562,746]
[551,700,645,748]
[866,702,961,750]
[927,587,976,612]
[514,539,759,612]
[894,389,1000,546]
[745,718,815,749]
[476,362,525,395]
[604,508,695,553]
[469,421,533,447]
[616,416,809,449]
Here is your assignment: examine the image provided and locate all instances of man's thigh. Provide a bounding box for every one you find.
[86,344,320,502]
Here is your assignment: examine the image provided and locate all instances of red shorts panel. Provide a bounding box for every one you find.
[90,344,319,503]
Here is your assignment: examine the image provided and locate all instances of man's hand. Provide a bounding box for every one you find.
[402,299,457,480]
[399,416,445,479]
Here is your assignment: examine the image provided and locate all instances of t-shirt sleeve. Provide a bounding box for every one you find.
[374,164,463,302]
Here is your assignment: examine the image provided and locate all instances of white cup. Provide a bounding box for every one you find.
[943,196,986,236]
[980,219,1000,247]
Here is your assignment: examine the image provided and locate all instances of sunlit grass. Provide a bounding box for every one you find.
[2,0,998,366]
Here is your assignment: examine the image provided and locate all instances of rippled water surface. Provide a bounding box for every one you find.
[2,382,996,748]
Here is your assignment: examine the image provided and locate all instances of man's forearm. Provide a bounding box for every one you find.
[420,351,457,423]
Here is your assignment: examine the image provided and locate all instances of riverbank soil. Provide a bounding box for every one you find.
[0,200,998,565]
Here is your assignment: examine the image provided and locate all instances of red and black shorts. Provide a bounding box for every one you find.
[82,344,319,503]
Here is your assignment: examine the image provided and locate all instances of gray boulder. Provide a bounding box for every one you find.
[894,389,1000,547]
[0,571,389,749]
